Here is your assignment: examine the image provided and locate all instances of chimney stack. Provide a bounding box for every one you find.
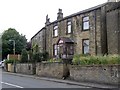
[57,9,63,20]
[45,14,50,26]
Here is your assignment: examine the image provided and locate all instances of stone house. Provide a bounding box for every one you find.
[31,27,46,53]
[31,1,120,58]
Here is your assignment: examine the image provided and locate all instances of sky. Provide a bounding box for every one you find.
[0,0,108,41]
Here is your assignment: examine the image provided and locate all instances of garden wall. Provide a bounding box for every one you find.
[6,62,120,85]
[16,63,34,75]
[69,65,120,85]
[36,62,69,79]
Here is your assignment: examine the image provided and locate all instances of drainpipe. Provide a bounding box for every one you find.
[94,10,97,55]
[118,9,120,54]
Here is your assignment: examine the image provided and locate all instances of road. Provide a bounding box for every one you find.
[1,71,91,88]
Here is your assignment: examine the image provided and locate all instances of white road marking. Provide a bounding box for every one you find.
[1,82,24,88]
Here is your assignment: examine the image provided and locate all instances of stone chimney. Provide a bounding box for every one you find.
[57,9,63,20]
[45,14,50,26]
[108,0,120,2]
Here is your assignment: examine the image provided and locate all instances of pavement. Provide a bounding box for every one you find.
[2,71,119,89]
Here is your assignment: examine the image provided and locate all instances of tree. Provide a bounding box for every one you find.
[28,50,33,62]
[26,42,31,51]
[2,28,27,59]
[21,49,28,63]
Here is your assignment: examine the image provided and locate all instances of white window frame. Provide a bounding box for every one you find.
[67,21,72,34]
[83,39,89,54]
[53,44,58,56]
[83,16,89,30]
[53,25,58,37]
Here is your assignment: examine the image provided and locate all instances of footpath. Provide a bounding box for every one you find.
[3,71,119,89]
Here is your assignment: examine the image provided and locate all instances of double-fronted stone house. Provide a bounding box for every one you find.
[31,1,120,59]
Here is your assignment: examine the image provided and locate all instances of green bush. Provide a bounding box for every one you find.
[5,59,19,64]
[106,55,120,64]
[33,52,42,62]
[99,56,108,65]
[42,51,49,61]
[21,49,28,63]
[47,58,62,63]
[5,59,14,64]
[72,54,120,65]
[28,50,33,62]
[72,54,81,65]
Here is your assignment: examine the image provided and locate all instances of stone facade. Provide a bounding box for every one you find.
[31,2,120,58]
[31,27,46,53]
[106,2,120,54]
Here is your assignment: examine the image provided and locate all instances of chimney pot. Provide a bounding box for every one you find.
[57,8,63,20]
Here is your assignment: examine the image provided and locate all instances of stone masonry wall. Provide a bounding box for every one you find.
[8,62,120,85]
[69,65,120,85]
[106,3,120,54]
[36,62,65,79]
[16,63,34,75]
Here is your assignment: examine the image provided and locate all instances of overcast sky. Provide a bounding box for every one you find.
[0,0,108,41]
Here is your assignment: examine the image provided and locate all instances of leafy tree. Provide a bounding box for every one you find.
[21,49,28,63]
[28,50,33,63]
[2,28,27,59]
[33,52,42,62]
[26,42,31,51]
[42,51,49,61]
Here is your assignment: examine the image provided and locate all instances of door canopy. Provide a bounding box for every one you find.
[57,37,74,45]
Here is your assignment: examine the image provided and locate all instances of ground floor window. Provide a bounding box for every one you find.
[82,39,89,54]
[53,44,58,56]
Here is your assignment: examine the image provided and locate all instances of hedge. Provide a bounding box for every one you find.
[72,54,120,65]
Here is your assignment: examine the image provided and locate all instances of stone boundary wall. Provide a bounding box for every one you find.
[69,64,120,85]
[6,63,120,85]
[36,62,67,79]
[15,63,34,75]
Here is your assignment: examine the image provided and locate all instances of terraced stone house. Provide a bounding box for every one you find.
[31,1,120,59]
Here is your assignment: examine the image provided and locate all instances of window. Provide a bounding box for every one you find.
[53,25,58,37]
[67,21,72,34]
[53,44,58,56]
[82,16,89,30]
[82,39,89,54]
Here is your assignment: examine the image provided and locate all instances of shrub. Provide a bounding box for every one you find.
[33,52,42,62]
[42,51,49,61]
[28,50,33,62]
[21,49,28,63]
[106,55,120,64]
[47,58,62,63]
[72,54,120,65]
[72,54,81,65]
[99,56,108,65]
[5,59,19,64]
[32,51,49,63]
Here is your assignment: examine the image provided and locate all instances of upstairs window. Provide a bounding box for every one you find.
[67,21,72,34]
[82,16,89,30]
[53,25,58,37]
[82,39,89,54]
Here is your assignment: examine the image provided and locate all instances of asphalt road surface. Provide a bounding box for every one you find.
[1,71,91,88]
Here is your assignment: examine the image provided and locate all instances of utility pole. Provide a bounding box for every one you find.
[9,40,16,73]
